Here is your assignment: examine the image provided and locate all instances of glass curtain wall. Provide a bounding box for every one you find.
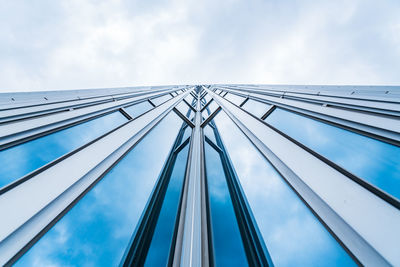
[1,85,398,266]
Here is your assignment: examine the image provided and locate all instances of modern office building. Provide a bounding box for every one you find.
[0,84,399,266]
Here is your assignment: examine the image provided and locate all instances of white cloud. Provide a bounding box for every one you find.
[0,0,399,92]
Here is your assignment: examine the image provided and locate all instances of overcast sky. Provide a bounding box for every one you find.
[1,0,399,92]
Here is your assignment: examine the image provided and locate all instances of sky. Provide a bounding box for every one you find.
[1,0,400,92]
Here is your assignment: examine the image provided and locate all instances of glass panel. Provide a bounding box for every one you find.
[224,93,245,106]
[144,144,189,266]
[204,125,217,145]
[201,101,219,119]
[184,94,195,106]
[0,112,127,189]
[265,108,400,200]
[181,126,192,144]
[124,101,153,118]
[200,98,207,108]
[17,112,182,266]
[242,99,271,118]
[214,111,355,267]
[203,94,212,104]
[175,101,191,119]
[204,142,248,266]
[151,94,172,106]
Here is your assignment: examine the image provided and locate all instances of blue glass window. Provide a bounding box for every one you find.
[203,94,212,105]
[184,95,195,106]
[124,101,153,118]
[224,93,245,106]
[242,99,271,118]
[204,125,217,145]
[151,94,172,106]
[265,108,400,200]
[202,101,219,122]
[204,141,248,266]
[0,111,127,189]
[180,125,192,144]
[16,112,182,266]
[175,101,192,119]
[214,111,355,266]
[144,144,189,266]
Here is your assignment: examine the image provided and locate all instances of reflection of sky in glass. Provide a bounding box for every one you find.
[214,111,355,267]
[224,93,245,106]
[151,94,172,106]
[180,125,192,144]
[265,108,400,200]
[204,142,248,267]
[204,125,217,145]
[175,101,191,119]
[124,101,153,118]
[242,99,271,118]
[144,144,189,266]
[203,94,212,104]
[202,101,219,120]
[16,112,182,267]
[0,112,127,189]
[184,94,195,105]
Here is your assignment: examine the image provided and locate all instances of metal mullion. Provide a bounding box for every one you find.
[119,107,133,120]
[260,105,276,120]
[0,109,120,152]
[222,85,400,116]
[283,93,400,115]
[121,121,190,266]
[174,135,191,154]
[204,135,221,152]
[202,136,216,267]
[215,90,400,207]
[173,92,209,266]
[0,86,179,119]
[0,97,114,125]
[239,96,249,107]
[210,125,273,266]
[220,84,400,104]
[173,107,195,128]
[148,99,156,107]
[0,90,192,265]
[200,107,222,128]
[0,89,175,150]
[200,98,213,113]
[219,87,400,145]
[190,91,197,99]
[0,112,133,196]
[183,99,197,112]
[207,89,395,266]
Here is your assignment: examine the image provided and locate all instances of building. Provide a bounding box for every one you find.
[0,84,399,266]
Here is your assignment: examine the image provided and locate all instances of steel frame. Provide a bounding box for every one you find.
[0,84,399,266]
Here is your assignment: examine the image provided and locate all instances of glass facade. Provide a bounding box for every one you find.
[0,84,399,266]
[0,111,127,189]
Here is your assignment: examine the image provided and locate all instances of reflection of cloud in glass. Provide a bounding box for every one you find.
[265,108,400,200]
[0,111,127,188]
[151,94,172,106]
[144,144,189,266]
[16,112,182,266]
[124,101,153,118]
[203,125,217,145]
[204,142,248,266]
[224,93,245,106]
[214,111,355,266]
[242,99,271,118]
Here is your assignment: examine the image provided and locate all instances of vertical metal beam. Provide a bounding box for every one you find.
[173,92,208,266]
